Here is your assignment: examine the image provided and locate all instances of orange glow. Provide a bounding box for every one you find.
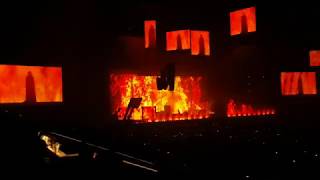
[142,106,156,121]
[0,65,62,103]
[281,72,317,95]
[310,50,320,67]
[110,74,212,122]
[166,30,191,51]
[40,135,79,158]
[191,31,210,56]
[144,20,156,48]
[227,99,275,117]
[230,7,256,36]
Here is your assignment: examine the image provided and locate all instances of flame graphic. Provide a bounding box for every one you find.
[227,99,275,117]
[110,74,212,122]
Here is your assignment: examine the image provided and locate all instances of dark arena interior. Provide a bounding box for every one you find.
[2,0,320,178]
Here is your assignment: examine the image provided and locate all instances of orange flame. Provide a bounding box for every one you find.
[110,74,212,122]
[144,20,156,48]
[281,72,317,95]
[40,135,79,158]
[227,99,275,117]
[310,50,320,67]
[191,31,210,56]
[166,30,191,51]
[0,65,63,103]
[230,7,256,36]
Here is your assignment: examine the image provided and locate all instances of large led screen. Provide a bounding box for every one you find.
[110,74,212,122]
[0,65,63,103]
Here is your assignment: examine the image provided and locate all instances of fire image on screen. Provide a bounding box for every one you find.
[227,99,275,117]
[166,30,191,51]
[144,20,156,48]
[281,72,317,95]
[110,74,212,122]
[310,50,320,67]
[230,7,256,36]
[191,30,210,56]
[0,65,63,103]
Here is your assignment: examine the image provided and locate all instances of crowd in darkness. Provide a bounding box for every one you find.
[112,120,320,178]
[2,107,319,179]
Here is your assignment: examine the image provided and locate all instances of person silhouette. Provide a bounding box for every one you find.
[240,14,248,34]
[148,24,156,48]
[297,74,304,95]
[282,74,289,95]
[176,34,183,50]
[289,73,295,95]
[25,71,36,103]
[198,34,205,55]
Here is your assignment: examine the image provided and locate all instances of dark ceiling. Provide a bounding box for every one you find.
[1,0,320,64]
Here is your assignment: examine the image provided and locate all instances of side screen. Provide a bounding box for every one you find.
[281,72,317,95]
[166,30,191,51]
[310,50,320,67]
[230,7,256,36]
[191,30,210,56]
[144,20,156,48]
[0,65,63,103]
